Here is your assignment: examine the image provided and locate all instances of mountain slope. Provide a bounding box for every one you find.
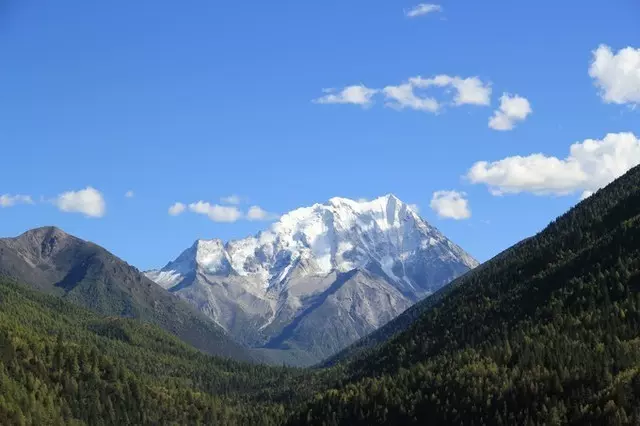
[147,194,477,363]
[0,226,256,362]
[289,166,640,425]
[0,277,328,425]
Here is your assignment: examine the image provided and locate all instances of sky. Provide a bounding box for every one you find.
[1,0,639,270]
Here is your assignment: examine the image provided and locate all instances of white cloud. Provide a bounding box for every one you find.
[317,75,490,113]
[488,93,532,131]
[406,3,442,18]
[125,190,134,198]
[467,132,640,196]
[410,75,492,106]
[430,191,471,220]
[408,203,420,214]
[383,82,440,112]
[0,194,34,208]
[313,85,378,106]
[246,205,279,221]
[580,190,594,200]
[169,199,276,223]
[221,195,241,205]
[189,201,242,223]
[383,75,491,113]
[589,44,640,106]
[168,202,186,216]
[55,187,106,218]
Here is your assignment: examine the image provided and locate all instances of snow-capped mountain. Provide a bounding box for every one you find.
[146,194,478,364]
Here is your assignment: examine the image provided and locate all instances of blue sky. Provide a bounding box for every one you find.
[1,0,639,270]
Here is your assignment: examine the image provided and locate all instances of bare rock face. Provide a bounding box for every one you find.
[147,195,478,363]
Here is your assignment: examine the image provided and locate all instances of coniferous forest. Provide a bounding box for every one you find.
[5,165,640,425]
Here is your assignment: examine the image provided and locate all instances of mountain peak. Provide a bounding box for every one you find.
[146,194,477,361]
[20,226,69,239]
[12,226,79,259]
[194,239,233,275]
[327,193,402,207]
[149,194,475,293]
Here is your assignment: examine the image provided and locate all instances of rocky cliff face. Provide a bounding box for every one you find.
[147,194,478,362]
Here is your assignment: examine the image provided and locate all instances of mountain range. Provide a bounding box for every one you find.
[4,166,640,423]
[0,194,476,366]
[145,194,478,362]
[0,226,256,362]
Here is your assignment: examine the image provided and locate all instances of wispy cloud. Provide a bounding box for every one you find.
[405,3,442,18]
[168,202,186,216]
[313,85,378,107]
[383,82,440,112]
[0,194,34,208]
[168,200,278,222]
[246,205,279,221]
[317,74,491,114]
[220,195,242,205]
[189,201,242,223]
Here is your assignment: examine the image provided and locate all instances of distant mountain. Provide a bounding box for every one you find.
[0,226,256,362]
[147,194,478,363]
[288,166,640,424]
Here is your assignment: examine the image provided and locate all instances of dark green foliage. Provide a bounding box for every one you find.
[0,279,336,425]
[290,166,640,425]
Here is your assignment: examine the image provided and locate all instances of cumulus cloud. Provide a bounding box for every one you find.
[168,202,186,216]
[313,85,378,106]
[317,75,490,113]
[430,191,471,220]
[125,190,134,198]
[405,3,442,18]
[55,187,106,218]
[0,194,34,208]
[488,93,532,131]
[221,195,241,205]
[383,75,491,113]
[589,44,640,106]
[188,201,242,223]
[246,205,279,221]
[410,75,492,106]
[467,132,640,197]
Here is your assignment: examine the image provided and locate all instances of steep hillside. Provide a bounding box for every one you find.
[290,165,640,424]
[0,227,256,362]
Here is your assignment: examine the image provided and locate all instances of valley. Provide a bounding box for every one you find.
[4,162,640,424]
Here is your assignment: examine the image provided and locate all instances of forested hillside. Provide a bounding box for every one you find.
[0,278,335,425]
[290,166,640,425]
[0,227,258,363]
[6,163,640,424]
